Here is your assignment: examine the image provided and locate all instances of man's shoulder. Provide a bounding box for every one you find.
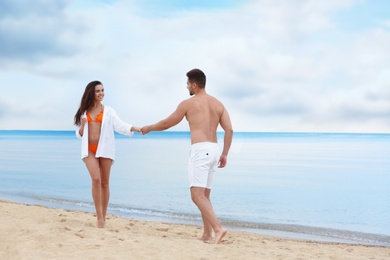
[206,95,224,107]
[209,94,221,102]
[179,98,191,106]
[176,99,191,113]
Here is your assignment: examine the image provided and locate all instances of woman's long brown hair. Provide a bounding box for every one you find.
[74,80,102,126]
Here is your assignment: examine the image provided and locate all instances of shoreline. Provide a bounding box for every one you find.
[1,200,389,259]
[2,195,389,247]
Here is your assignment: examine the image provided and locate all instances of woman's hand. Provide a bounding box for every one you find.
[80,118,87,126]
[131,126,141,132]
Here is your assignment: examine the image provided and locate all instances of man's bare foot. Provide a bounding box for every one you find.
[197,235,213,242]
[214,228,227,244]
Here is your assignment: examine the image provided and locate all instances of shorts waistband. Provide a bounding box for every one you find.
[191,142,218,149]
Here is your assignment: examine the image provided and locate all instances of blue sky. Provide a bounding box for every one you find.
[0,0,389,132]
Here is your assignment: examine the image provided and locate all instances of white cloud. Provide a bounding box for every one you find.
[0,0,87,65]
[0,0,389,133]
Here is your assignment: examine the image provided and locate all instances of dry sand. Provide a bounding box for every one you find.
[1,200,389,259]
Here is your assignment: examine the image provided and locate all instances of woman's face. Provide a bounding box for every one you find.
[94,84,104,102]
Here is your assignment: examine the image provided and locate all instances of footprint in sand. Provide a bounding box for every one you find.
[75,233,84,238]
[60,227,71,232]
[85,223,95,228]
[75,229,85,238]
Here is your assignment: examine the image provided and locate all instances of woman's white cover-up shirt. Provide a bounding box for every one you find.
[76,105,133,161]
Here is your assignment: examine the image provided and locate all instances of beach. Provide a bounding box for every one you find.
[1,200,389,260]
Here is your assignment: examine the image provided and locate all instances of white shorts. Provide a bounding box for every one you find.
[188,142,220,189]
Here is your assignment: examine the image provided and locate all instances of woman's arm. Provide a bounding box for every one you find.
[76,118,87,138]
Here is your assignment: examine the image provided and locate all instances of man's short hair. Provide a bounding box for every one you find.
[186,69,206,89]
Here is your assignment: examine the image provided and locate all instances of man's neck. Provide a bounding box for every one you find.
[194,89,207,96]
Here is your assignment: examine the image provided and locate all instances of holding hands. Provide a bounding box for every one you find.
[130,125,152,135]
[131,126,141,132]
[140,125,152,135]
[130,125,151,135]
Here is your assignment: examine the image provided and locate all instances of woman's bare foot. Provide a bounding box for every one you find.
[214,228,227,244]
[97,218,105,228]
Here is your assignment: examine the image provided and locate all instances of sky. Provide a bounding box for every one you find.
[0,0,389,133]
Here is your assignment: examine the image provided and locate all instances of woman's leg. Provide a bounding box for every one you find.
[99,158,112,222]
[84,151,105,227]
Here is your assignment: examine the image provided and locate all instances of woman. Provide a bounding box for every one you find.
[74,80,140,228]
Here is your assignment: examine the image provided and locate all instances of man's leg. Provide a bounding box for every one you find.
[191,187,227,244]
[198,189,213,241]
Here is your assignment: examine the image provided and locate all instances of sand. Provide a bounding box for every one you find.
[0,200,389,260]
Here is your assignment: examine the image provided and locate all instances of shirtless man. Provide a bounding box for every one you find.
[141,69,233,244]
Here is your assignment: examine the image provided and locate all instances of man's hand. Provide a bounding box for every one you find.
[141,125,152,135]
[218,155,227,168]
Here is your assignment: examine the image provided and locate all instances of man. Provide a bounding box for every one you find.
[141,68,233,244]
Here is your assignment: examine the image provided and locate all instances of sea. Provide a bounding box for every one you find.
[0,130,389,247]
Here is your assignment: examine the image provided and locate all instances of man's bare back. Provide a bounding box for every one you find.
[181,92,225,144]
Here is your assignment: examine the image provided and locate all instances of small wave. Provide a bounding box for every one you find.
[218,220,390,247]
[108,204,203,224]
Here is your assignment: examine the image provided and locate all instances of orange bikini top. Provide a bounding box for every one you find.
[86,110,103,123]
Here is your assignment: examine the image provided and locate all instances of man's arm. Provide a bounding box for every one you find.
[218,107,233,168]
[141,101,187,135]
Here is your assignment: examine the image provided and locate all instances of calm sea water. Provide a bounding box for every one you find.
[0,130,389,246]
